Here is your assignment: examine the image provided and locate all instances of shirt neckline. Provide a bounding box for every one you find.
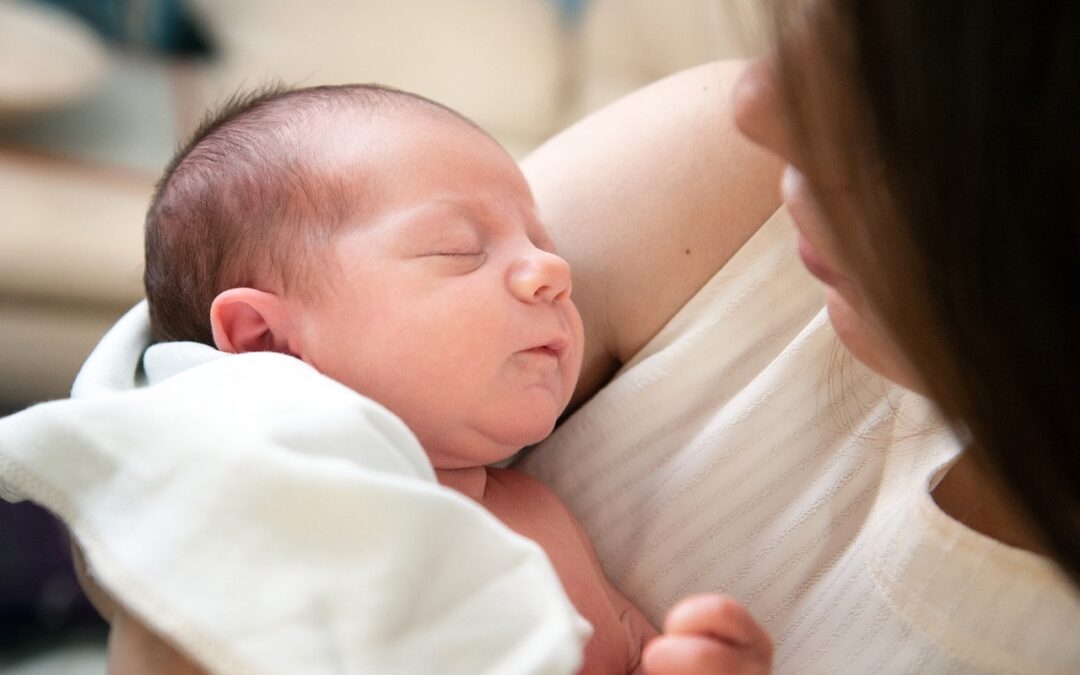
[869,453,1080,673]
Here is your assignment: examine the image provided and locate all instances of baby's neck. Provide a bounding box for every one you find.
[435,466,491,502]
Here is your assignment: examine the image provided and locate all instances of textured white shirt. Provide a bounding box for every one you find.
[520,208,1080,673]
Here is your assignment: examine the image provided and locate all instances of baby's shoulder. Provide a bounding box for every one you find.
[481,467,580,531]
[485,467,563,503]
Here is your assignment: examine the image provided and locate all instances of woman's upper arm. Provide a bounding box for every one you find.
[522,60,783,407]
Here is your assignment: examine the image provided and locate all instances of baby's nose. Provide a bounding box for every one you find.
[509,249,572,303]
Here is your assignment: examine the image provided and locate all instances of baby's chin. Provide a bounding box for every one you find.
[428,416,559,469]
[492,409,561,447]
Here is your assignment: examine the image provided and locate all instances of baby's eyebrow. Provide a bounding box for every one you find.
[379,203,485,250]
[391,195,539,242]
[414,200,479,230]
[370,199,473,237]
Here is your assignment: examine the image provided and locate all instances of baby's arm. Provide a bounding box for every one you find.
[641,594,772,675]
[106,607,207,675]
[563,513,657,674]
[72,539,207,674]
[608,583,658,675]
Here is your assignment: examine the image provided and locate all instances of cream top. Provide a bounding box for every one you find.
[520,207,1080,673]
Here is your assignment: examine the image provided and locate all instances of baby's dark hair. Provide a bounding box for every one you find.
[144,83,484,345]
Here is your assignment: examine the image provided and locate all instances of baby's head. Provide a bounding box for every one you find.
[145,84,584,468]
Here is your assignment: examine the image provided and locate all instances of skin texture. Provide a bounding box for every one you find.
[474,468,657,674]
[106,610,206,675]
[642,595,772,675]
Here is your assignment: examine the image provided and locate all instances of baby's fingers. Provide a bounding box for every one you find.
[641,634,769,675]
[664,593,771,656]
[644,594,772,674]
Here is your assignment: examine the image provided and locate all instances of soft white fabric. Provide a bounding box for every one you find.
[0,303,590,675]
[520,207,1080,674]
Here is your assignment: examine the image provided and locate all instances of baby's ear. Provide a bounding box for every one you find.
[210,288,295,355]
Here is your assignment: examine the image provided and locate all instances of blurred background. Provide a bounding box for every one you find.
[0,0,766,671]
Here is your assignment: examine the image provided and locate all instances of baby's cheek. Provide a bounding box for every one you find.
[560,351,584,408]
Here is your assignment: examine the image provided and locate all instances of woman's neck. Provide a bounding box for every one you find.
[931,450,1047,555]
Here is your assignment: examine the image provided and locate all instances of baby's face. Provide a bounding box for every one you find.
[290,112,584,469]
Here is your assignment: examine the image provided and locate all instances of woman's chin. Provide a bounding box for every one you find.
[825,289,922,392]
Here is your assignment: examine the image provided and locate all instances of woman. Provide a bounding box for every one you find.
[523,2,1078,673]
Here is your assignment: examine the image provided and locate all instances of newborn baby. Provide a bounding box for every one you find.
[139,83,768,674]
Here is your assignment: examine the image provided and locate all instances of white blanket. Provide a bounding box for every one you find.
[0,303,589,674]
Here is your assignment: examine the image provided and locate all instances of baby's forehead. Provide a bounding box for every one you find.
[312,110,500,181]
[297,103,540,238]
[327,100,479,146]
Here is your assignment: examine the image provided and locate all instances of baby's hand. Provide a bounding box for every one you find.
[640,594,772,675]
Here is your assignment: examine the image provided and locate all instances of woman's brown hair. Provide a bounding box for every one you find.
[773,1,1078,580]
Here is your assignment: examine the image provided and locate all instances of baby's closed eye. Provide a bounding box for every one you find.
[427,249,484,258]
[416,225,484,257]
[415,245,487,273]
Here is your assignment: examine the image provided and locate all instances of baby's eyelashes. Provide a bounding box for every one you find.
[417,250,488,273]
[416,236,485,259]
[430,251,484,258]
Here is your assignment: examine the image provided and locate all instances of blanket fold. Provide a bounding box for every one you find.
[0,302,588,675]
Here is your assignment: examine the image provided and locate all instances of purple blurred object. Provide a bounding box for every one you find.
[0,499,106,651]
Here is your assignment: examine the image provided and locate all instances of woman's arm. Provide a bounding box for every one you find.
[523,60,783,409]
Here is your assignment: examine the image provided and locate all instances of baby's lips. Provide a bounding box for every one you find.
[543,335,569,357]
[520,335,569,359]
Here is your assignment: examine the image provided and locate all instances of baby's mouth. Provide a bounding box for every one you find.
[524,345,559,359]
[521,334,568,360]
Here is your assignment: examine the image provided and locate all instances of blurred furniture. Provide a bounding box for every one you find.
[0,0,767,408]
